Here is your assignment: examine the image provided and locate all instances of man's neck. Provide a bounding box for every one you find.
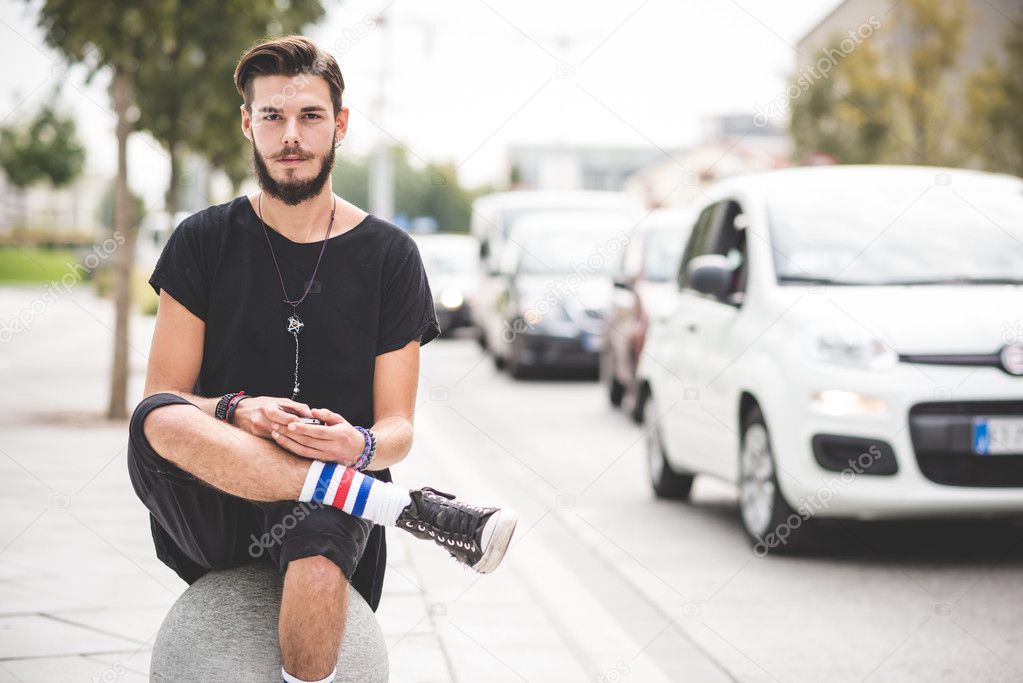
[255,187,336,243]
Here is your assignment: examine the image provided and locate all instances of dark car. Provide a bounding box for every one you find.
[602,208,693,421]
[489,211,638,378]
[413,233,480,336]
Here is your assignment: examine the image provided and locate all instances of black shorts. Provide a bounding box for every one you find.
[127,392,375,588]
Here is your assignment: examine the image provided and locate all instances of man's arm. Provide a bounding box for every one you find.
[143,289,219,416]
[365,339,422,471]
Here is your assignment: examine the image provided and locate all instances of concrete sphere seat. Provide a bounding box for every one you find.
[151,562,388,682]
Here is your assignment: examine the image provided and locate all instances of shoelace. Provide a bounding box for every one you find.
[418,487,485,546]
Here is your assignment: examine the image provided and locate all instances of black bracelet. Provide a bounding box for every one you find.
[226,394,250,423]
[215,392,242,421]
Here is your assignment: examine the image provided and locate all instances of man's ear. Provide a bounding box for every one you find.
[334,105,348,142]
[240,104,252,140]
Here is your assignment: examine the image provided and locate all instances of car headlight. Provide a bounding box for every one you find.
[811,389,888,415]
[804,328,897,370]
[439,288,464,309]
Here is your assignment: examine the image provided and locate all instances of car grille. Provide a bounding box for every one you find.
[909,401,1023,487]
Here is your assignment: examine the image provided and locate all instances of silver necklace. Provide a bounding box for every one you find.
[257,191,336,399]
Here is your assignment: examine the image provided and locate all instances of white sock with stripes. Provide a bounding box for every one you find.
[298,461,411,527]
[282,666,336,683]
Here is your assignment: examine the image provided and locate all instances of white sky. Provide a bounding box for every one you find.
[0,0,842,205]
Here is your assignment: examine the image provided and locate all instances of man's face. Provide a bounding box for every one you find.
[242,74,347,206]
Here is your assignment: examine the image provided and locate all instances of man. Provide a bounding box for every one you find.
[127,35,516,683]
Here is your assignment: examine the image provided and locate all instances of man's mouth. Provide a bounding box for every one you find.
[277,155,309,165]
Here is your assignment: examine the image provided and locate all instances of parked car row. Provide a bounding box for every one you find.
[424,166,1023,551]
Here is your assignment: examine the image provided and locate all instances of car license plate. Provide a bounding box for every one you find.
[972,417,1023,455]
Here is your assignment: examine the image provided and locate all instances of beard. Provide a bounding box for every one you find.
[251,138,335,206]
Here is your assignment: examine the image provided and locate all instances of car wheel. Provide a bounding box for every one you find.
[646,411,694,500]
[509,339,530,379]
[630,381,648,424]
[738,406,815,554]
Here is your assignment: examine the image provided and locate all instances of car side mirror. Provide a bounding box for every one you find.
[686,254,733,296]
[613,275,633,290]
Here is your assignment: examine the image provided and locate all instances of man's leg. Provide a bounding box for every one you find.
[279,556,348,682]
[260,501,374,682]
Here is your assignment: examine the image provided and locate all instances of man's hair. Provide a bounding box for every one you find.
[234,35,345,117]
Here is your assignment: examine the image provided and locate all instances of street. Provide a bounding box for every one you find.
[1,285,1021,682]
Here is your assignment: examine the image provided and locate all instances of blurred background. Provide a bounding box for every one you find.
[1,0,1023,681]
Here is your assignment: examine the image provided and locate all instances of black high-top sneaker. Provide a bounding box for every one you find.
[396,487,517,573]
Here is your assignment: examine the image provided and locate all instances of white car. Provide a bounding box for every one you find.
[638,165,1023,551]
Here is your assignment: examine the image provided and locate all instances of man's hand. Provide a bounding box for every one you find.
[232,396,313,438]
[269,408,365,467]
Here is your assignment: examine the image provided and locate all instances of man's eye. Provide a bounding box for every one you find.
[264,114,280,121]
[304,114,321,119]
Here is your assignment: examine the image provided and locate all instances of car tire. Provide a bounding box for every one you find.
[646,409,694,500]
[630,381,648,424]
[508,339,531,379]
[738,405,816,554]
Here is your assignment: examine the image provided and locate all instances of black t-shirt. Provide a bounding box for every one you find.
[147,194,441,610]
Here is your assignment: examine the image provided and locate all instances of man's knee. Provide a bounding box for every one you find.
[286,555,349,595]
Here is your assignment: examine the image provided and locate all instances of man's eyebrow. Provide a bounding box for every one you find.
[256,105,328,113]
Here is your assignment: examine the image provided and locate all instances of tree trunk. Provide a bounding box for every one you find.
[166,141,180,227]
[106,65,138,420]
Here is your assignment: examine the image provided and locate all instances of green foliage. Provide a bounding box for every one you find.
[791,40,894,164]
[789,0,969,166]
[0,102,85,188]
[964,18,1023,176]
[332,147,492,233]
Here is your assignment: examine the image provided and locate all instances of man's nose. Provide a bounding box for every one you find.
[281,117,301,146]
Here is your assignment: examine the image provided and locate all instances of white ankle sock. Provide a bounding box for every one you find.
[299,461,411,526]
[282,666,336,683]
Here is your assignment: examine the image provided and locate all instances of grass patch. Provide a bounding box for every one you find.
[0,246,80,283]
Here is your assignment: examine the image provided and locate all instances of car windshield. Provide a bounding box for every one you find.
[644,226,686,282]
[419,242,477,276]
[768,182,1023,286]
[518,228,624,275]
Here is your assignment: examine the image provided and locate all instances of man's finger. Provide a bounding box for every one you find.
[281,421,334,442]
[271,428,322,459]
[280,401,313,417]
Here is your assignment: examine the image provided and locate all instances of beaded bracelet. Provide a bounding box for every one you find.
[353,426,377,471]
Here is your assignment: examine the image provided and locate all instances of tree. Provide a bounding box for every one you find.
[790,40,894,164]
[896,0,967,164]
[34,0,160,420]
[963,18,1023,176]
[0,100,85,189]
[789,0,968,166]
[332,147,489,232]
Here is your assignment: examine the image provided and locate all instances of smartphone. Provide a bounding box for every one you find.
[298,417,325,425]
